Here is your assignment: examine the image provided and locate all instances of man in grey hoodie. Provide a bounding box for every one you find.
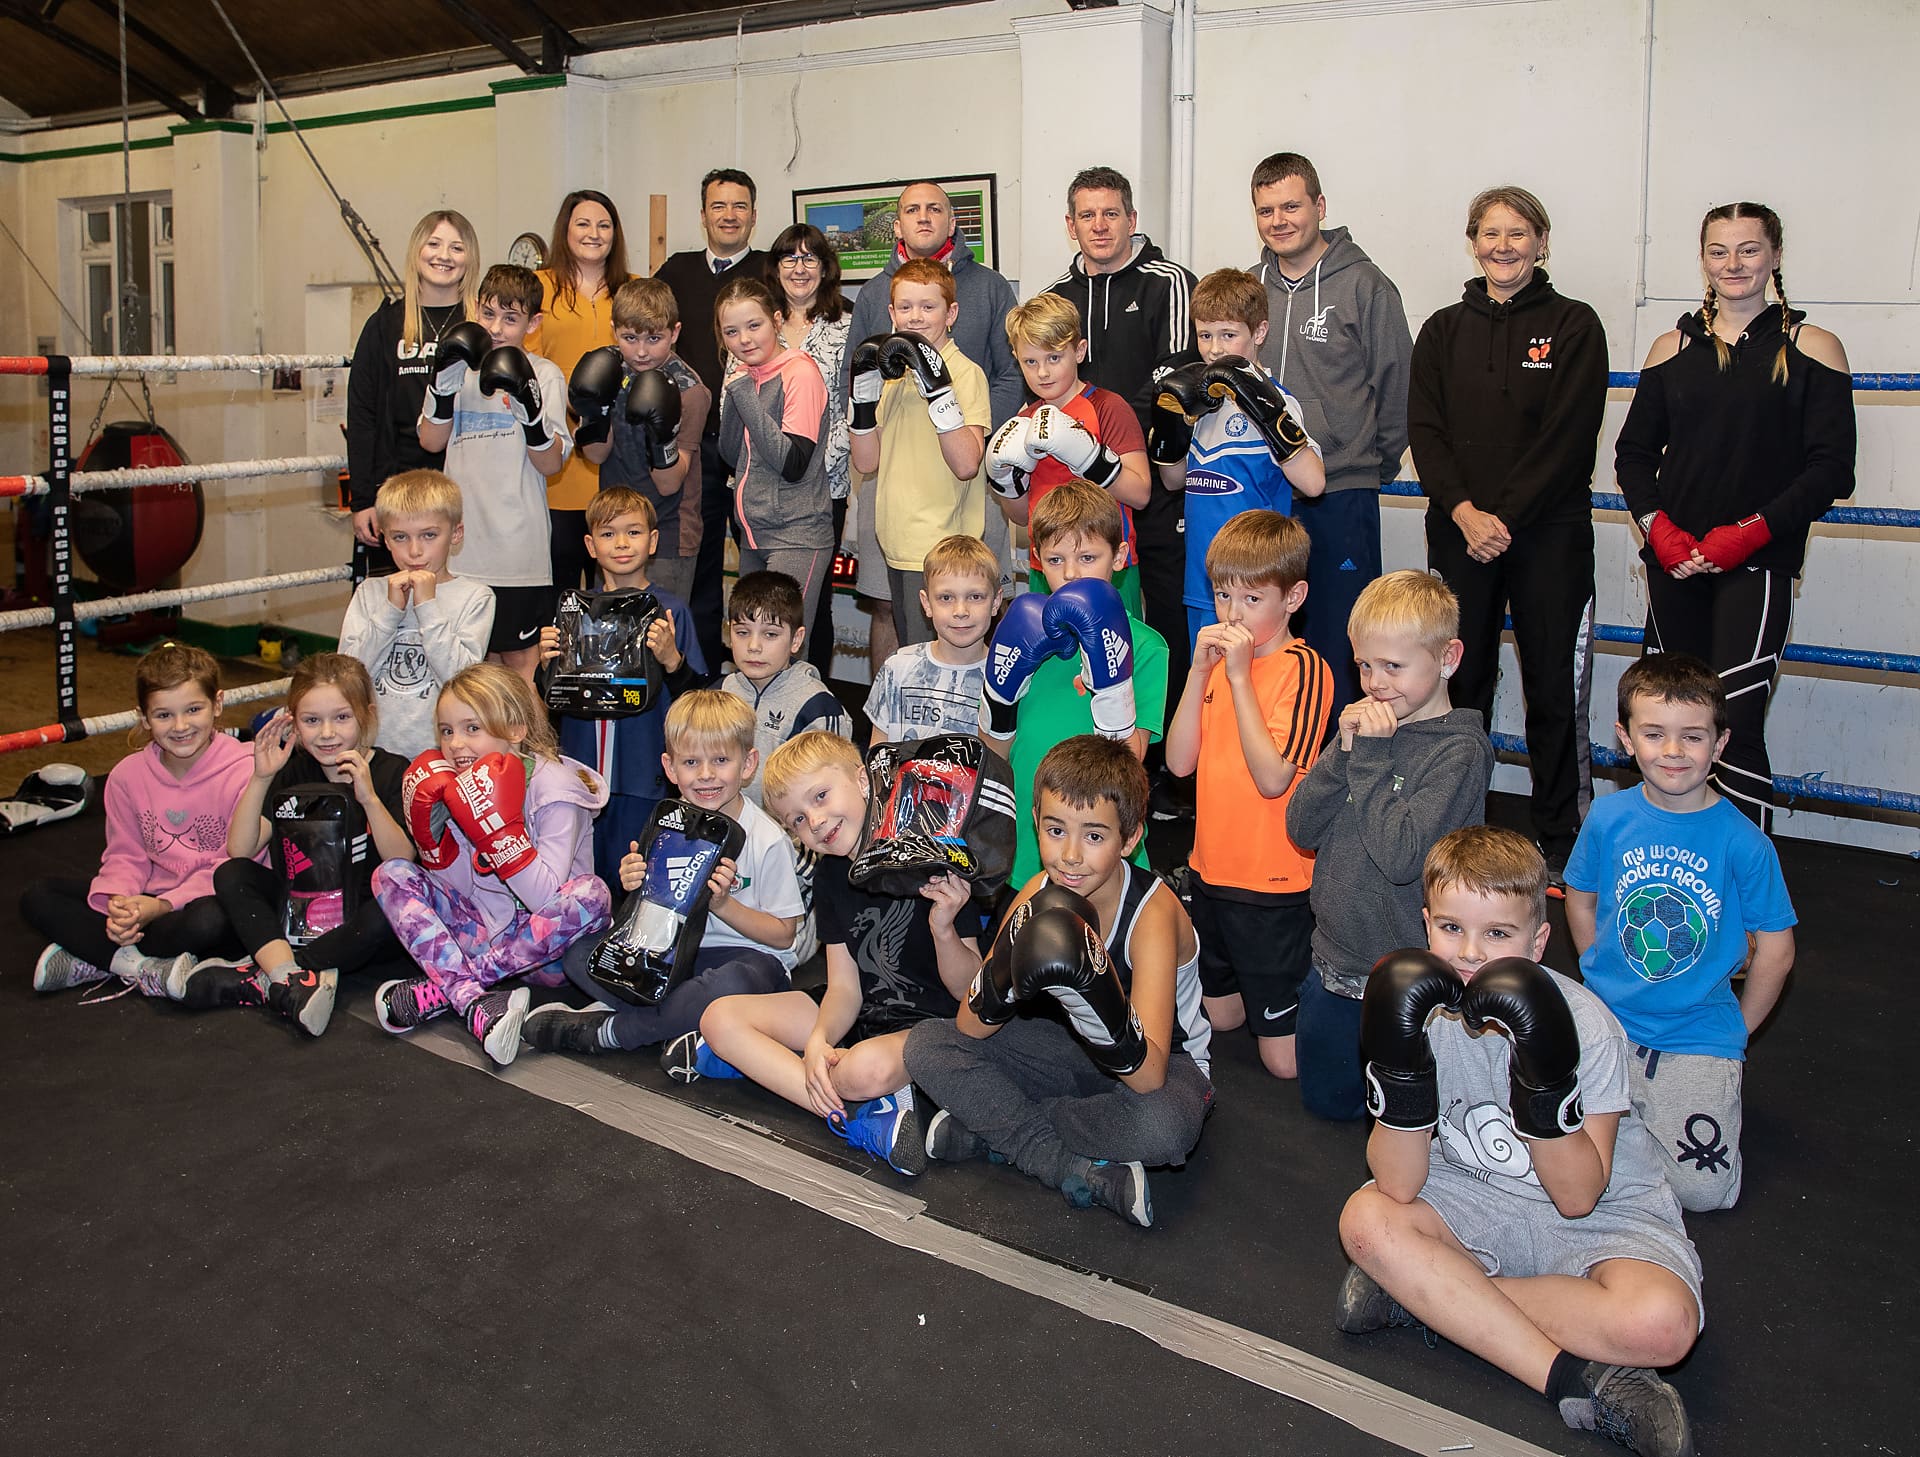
[1248,153,1413,721]
[846,181,1021,672]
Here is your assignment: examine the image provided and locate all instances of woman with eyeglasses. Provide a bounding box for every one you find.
[764,224,853,677]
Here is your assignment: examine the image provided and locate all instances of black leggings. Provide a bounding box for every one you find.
[1645,565,1794,833]
[20,877,241,972]
[213,857,410,977]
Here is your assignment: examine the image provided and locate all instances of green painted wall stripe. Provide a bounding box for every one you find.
[1,90,500,163]
[489,74,567,94]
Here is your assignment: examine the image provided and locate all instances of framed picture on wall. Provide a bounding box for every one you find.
[792,175,999,282]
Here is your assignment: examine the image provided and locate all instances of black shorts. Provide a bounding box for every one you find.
[486,584,554,656]
[1189,878,1313,1037]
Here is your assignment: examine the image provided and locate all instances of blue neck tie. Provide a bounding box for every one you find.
[713,257,729,274]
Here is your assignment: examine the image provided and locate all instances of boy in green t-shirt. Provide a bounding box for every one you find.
[978,480,1168,887]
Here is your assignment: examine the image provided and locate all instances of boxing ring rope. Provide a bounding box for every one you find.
[0,354,351,377]
[0,676,294,757]
[0,456,347,499]
[0,565,352,634]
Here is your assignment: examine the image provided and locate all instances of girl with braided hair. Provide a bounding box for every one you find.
[1614,203,1855,832]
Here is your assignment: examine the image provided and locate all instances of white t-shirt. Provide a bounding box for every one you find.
[699,793,807,971]
[443,355,572,587]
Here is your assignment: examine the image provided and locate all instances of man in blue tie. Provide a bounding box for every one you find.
[656,169,768,672]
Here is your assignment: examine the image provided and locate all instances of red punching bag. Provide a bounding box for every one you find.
[71,422,205,593]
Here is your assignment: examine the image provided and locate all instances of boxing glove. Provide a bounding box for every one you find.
[1042,578,1137,740]
[1697,512,1772,571]
[968,906,1025,1026]
[480,346,553,450]
[979,592,1073,737]
[400,750,462,871]
[1641,511,1700,573]
[568,347,624,449]
[1012,904,1147,1076]
[1202,356,1313,465]
[1028,404,1122,489]
[1458,957,1585,1140]
[1148,362,1214,465]
[626,368,684,469]
[985,416,1038,499]
[423,321,492,424]
[444,751,538,880]
[881,332,965,434]
[849,335,887,435]
[1360,948,1464,1131]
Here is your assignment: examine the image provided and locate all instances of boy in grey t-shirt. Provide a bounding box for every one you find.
[865,535,1001,745]
[1336,827,1702,1457]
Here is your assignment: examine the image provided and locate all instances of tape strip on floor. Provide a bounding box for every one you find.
[371,1009,1562,1457]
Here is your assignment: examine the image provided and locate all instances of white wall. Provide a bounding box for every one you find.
[0,0,1912,850]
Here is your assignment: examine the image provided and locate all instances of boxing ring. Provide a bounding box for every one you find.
[0,352,351,753]
[0,351,1914,817]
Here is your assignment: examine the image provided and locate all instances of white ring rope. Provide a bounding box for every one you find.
[0,353,351,376]
[0,565,352,634]
[0,676,295,756]
[0,454,345,497]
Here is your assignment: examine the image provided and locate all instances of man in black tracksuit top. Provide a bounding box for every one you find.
[1408,270,1608,867]
[1043,166,1199,704]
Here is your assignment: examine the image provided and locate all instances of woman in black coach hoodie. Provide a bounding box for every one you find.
[1409,186,1608,881]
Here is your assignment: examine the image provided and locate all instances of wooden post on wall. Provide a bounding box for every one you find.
[649,195,667,275]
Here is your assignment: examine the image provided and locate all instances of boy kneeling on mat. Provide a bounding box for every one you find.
[905,736,1211,1228]
[1337,826,1702,1457]
[672,731,1002,1175]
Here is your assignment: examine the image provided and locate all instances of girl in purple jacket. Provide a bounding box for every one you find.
[373,663,610,1065]
[23,644,252,998]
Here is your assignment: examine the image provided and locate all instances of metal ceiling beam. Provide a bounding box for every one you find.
[434,0,546,75]
[512,0,589,69]
[74,0,238,116]
[0,0,201,121]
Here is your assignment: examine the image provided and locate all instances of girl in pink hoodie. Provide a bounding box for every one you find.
[23,644,254,997]
[372,663,611,1066]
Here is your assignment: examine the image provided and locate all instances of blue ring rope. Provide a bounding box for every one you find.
[1488,733,1919,816]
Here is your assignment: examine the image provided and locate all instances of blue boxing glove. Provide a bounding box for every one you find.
[979,593,1073,738]
[588,799,746,1006]
[1042,578,1137,740]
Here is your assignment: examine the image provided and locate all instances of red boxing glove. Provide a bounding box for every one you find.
[445,751,538,878]
[400,751,461,870]
[1698,513,1772,572]
[1643,511,1701,572]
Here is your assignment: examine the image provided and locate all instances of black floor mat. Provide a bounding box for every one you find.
[3,796,1913,1455]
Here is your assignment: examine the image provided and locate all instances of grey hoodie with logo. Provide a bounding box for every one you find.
[1250,226,1414,496]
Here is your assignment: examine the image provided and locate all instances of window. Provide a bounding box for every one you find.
[69,193,173,356]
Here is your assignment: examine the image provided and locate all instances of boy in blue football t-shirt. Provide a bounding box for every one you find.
[1148,269,1325,653]
[1564,653,1795,1213]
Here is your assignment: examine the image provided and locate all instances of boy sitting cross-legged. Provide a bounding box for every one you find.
[668,731,993,1175]
[1337,826,1702,1457]
[904,736,1211,1228]
[522,690,804,1055]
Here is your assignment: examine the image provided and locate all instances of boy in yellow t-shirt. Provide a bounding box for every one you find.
[849,258,991,648]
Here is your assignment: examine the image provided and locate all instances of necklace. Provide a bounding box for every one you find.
[421,302,459,347]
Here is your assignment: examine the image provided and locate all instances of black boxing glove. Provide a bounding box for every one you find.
[1012,902,1147,1076]
[1458,957,1585,1140]
[1360,949,1463,1131]
[1203,355,1313,465]
[849,334,886,435]
[423,321,492,424]
[568,346,624,449]
[480,346,552,450]
[1148,361,1215,466]
[626,368,683,469]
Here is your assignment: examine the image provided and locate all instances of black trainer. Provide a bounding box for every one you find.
[266,967,338,1037]
[1558,1363,1695,1457]
[1063,1158,1152,1227]
[924,1108,989,1163]
[1333,1263,1421,1334]
[173,958,266,1010]
[522,1002,614,1055]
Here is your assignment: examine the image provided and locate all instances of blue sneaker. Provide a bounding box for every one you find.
[659,1030,745,1084]
[830,1086,928,1176]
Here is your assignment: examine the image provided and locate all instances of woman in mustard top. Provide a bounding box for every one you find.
[530,189,633,596]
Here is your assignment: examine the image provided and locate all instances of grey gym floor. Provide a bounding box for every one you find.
[2,790,1912,1455]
